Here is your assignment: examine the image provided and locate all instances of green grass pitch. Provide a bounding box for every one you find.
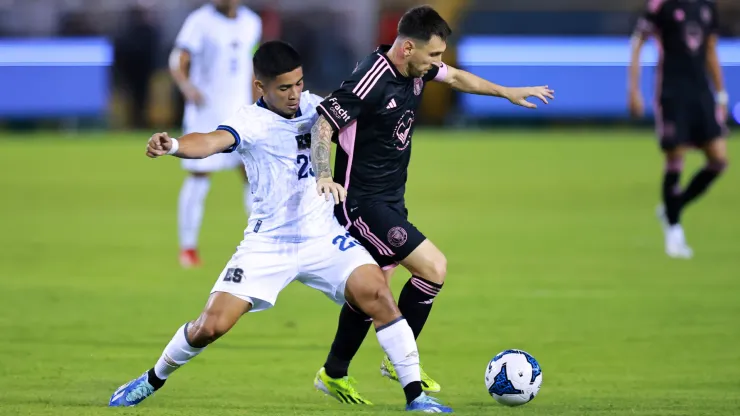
[0,128,739,415]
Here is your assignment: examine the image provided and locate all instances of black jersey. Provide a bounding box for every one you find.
[635,0,719,97]
[316,45,447,203]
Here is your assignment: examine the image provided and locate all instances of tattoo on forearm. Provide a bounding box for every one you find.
[310,115,334,179]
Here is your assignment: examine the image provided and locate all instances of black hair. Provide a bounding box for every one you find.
[397,5,452,42]
[253,40,302,80]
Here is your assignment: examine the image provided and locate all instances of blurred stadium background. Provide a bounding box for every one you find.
[1,1,739,415]
[1,0,739,128]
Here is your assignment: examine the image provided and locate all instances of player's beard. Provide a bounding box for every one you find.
[409,62,430,78]
[412,68,426,78]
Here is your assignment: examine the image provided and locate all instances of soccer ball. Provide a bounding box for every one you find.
[484,349,542,406]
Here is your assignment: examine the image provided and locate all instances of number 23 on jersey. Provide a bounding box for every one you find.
[333,233,359,251]
[296,154,314,179]
[295,133,314,180]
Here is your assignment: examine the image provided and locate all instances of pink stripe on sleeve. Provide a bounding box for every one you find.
[434,63,448,82]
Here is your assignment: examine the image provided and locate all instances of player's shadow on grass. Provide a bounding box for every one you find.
[1,397,104,408]
[38,338,331,352]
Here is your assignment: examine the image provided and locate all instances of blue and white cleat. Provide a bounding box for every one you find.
[405,393,453,413]
[108,372,156,407]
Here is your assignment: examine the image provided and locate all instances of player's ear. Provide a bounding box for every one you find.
[402,38,415,57]
[254,78,265,96]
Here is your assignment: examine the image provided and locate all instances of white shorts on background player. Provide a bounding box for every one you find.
[174,3,261,173]
[209,90,376,311]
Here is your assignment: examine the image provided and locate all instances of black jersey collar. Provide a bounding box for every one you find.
[376,44,408,79]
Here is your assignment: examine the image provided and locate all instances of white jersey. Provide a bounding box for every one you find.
[218,91,334,238]
[175,4,261,133]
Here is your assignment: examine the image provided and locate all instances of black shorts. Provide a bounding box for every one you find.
[656,92,727,151]
[335,200,426,269]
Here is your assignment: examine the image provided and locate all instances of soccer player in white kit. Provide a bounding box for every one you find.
[107,41,452,413]
[170,0,262,268]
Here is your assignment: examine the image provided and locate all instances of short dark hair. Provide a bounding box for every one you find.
[397,5,452,43]
[253,40,302,80]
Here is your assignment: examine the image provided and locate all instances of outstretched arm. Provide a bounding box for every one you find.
[310,115,346,203]
[146,130,236,159]
[438,64,554,109]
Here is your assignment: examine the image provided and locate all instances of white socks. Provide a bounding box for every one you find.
[178,176,211,249]
[375,318,421,387]
[153,323,205,380]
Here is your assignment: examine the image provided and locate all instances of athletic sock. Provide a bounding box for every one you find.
[375,317,423,404]
[323,303,372,379]
[397,276,443,339]
[149,323,205,389]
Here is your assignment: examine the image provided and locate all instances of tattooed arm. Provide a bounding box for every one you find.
[311,64,376,202]
[310,115,334,180]
[310,115,346,203]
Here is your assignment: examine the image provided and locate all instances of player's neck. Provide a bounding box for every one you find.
[215,6,237,18]
[387,41,410,77]
[259,97,297,119]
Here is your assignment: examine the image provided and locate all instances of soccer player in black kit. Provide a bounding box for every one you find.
[308,5,554,404]
[629,0,728,259]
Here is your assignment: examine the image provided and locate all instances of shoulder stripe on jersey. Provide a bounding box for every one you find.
[377,54,396,78]
[352,57,384,97]
[357,63,389,100]
[356,61,390,100]
[216,125,240,153]
[352,57,390,100]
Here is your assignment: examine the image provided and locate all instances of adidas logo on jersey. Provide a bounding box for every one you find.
[386,98,397,109]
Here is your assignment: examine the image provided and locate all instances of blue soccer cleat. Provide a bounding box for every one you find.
[405,393,453,413]
[108,372,156,407]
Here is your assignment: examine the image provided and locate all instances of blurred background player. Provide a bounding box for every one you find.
[170,0,262,268]
[310,5,553,403]
[629,0,729,259]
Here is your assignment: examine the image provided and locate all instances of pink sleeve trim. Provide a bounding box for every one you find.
[433,63,448,82]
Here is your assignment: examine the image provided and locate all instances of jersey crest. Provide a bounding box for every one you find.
[393,110,415,151]
[295,133,311,150]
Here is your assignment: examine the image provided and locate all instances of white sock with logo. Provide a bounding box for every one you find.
[153,323,205,380]
[375,318,421,387]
